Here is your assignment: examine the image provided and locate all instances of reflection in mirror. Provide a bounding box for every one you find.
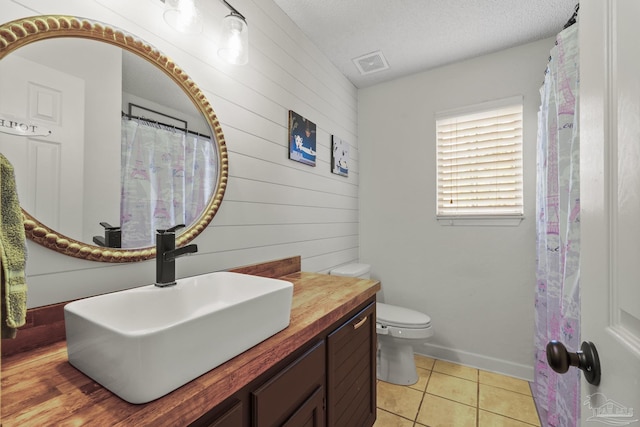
[0,16,228,262]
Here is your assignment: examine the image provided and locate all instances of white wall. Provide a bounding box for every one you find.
[5,0,358,307]
[358,38,555,380]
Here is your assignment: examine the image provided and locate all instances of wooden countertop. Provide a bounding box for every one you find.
[1,271,380,426]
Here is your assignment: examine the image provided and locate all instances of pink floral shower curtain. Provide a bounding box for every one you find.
[534,23,580,427]
[120,118,216,248]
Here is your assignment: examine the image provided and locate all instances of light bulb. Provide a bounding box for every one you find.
[163,0,203,34]
[218,13,248,65]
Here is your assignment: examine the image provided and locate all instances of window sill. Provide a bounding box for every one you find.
[437,216,524,227]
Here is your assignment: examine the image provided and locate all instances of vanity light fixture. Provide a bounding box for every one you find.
[217,0,249,65]
[163,0,203,34]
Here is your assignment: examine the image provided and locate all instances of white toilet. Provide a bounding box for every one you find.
[330,263,433,385]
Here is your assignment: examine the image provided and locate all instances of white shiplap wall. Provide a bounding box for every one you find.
[5,0,359,307]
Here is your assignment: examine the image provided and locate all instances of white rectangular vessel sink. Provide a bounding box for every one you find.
[64,272,293,404]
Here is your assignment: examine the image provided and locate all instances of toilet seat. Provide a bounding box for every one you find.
[376,323,434,339]
[376,302,433,340]
[377,302,431,329]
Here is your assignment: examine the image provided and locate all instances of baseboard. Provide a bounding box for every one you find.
[415,342,534,382]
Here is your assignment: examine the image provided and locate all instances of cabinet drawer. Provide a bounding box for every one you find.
[327,302,376,427]
[252,341,325,427]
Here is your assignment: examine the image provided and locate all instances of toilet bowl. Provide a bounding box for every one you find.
[376,302,433,385]
[330,263,433,385]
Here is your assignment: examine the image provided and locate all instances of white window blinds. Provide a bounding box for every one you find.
[436,100,523,217]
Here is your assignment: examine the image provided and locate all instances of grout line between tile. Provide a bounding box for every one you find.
[376,357,540,427]
[422,391,477,409]
[479,408,541,426]
[413,368,432,423]
[377,407,415,424]
[477,368,480,427]
[477,382,534,397]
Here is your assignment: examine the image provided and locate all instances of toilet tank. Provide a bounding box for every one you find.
[330,263,371,279]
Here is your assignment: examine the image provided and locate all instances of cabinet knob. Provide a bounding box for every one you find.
[546,340,601,385]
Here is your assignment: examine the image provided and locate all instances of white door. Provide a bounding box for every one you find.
[580,0,640,424]
[0,53,85,240]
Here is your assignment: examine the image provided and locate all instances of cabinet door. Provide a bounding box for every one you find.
[207,402,243,427]
[282,386,325,427]
[252,341,325,427]
[326,302,376,427]
[190,400,243,427]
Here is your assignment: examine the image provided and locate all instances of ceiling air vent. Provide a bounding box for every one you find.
[352,50,389,75]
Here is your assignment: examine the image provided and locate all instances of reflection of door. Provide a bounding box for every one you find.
[0,54,84,239]
[580,0,640,424]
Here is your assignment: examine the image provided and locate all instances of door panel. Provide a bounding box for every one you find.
[0,53,85,238]
[580,0,640,423]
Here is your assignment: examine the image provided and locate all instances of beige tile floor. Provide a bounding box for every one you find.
[374,355,541,427]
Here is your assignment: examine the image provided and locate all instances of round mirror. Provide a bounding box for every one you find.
[0,15,228,262]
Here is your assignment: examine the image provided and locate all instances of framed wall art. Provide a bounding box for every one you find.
[288,110,316,166]
[331,135,349,177]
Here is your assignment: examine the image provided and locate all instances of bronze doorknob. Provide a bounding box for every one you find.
[546,340,601,386]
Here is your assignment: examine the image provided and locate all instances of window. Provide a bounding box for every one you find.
[436,97,523,221]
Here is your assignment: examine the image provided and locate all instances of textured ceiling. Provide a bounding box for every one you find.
[272,0,579,88]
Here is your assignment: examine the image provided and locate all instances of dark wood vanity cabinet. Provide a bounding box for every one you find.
[191,298,376,427]
[203,401,244,427]
[326,302,376,427]
[252,341,326,427]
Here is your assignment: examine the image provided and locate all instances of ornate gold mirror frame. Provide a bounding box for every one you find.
[0,15,228,262]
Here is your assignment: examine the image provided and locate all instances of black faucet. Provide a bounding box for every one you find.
[156,224,198,287]
[92,222,121,248]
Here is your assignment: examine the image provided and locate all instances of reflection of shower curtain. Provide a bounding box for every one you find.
[534,24,580,427]
[120,118,216,248]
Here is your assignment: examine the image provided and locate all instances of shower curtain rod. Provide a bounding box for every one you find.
[563,3,579,29]
[121,111,211,139]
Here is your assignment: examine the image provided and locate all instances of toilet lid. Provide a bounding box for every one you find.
[377,302,431,329]
[330,263,370,277]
